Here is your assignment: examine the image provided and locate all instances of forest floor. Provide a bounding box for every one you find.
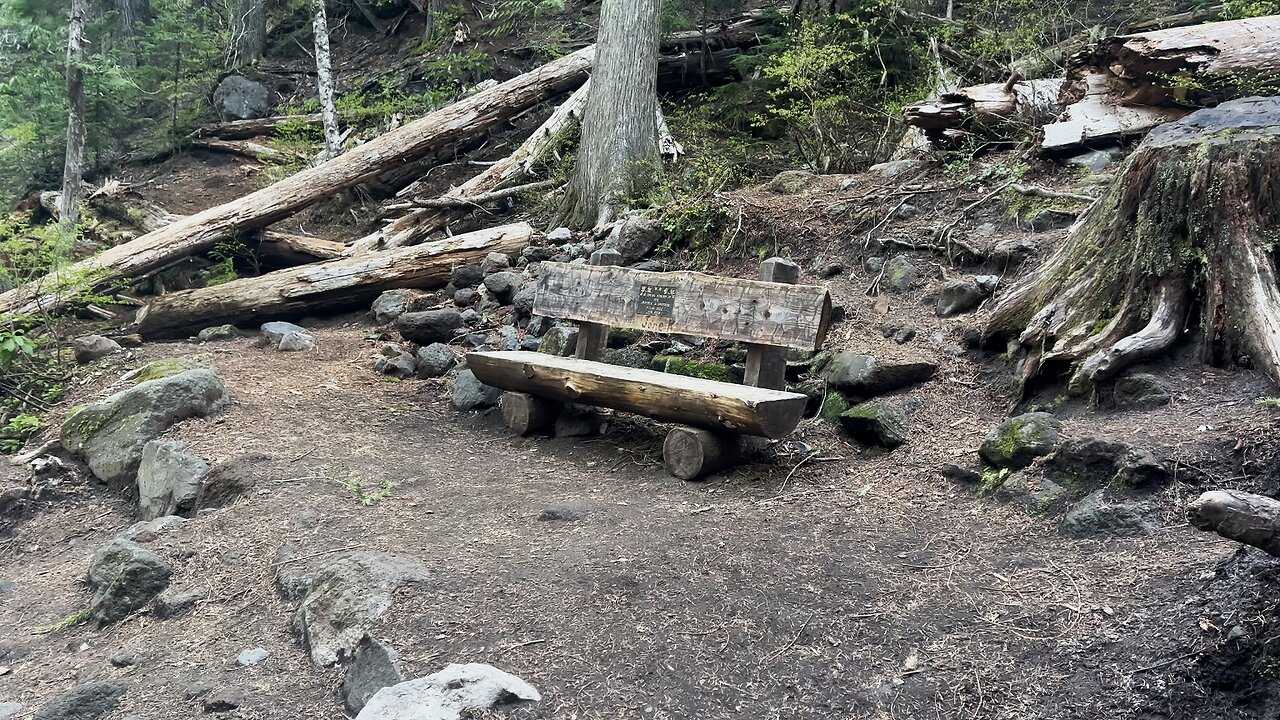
[3,147,1280,718]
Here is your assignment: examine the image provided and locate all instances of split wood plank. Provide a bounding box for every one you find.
[532,263,832,351]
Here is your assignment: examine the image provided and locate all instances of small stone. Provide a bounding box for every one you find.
[864,256,884,274]
[631,260,665,272]
[110,650,137,667]
[414,344,457,379]
[526,316,549,337]
[497,327,519,352]
[538,507,585,522]
[459,308,480,326]
[1064,147,1120,172]
[547,227,572,242]
[87,539,171,625]
[892,203,918,220]
[1060,491,1151,538]
[941,464,982,484]
[153,587,209,618]
[183,682,214,700]
[936,277,993,317]
[522,246,557,262]
[277,331,315,352]
[202,687,246,713]
[480,252,511,274]
[453,288,478,307]
[883,257,917,293]
[341,636,404,714]
[762,169,816,194]
[450,264,485,289]
[236,648,269,666]
[374,350,416,378]
[538,326,579,357]
[451,370,502,411]
[73,336,122,364]
[979,412,1062,470]
[819,262,844,278]
[260,321,307,347]
[511,285,537,317]
[482,271,523,305]
[878,322,916,345]
[32,681,126,720]
[196,325,240,343]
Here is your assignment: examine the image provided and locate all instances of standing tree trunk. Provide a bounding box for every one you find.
[310,0,343,159]
[112,0,151,67]
[985,97,1280,397]
[59,0,89,238]
[232,0,266,66]
[558,0,662,229]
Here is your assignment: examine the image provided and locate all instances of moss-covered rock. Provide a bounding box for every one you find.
[607,327,644,349]
[604,348,653,369]
[819,391,852,422]
[762,169,816,195]
[651,356,738,383]
[979,412,1062,469]
[837,401,907,448]
[131,357,203,384]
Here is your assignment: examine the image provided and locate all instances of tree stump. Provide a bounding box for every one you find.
[500,392,560,436]
[663,426,739,481]
[986,97,1280,396]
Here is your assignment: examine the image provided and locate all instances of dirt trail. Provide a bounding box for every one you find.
[1,318,1272,719]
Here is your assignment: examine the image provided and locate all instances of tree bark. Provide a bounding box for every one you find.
[310,0,343,159]
[59,0,89,237]
[232,0,266,66]
[558,0,662,229]
[0,48,595,319]
[985,97,1280,396]
[112,0,151,67]
[134,222,534,337]
[1188,490,1280,557]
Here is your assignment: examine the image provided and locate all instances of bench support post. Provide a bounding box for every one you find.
[575,248,624,361]
[500,392,560,436]
[664,426,740,481]
[744,257,800,391]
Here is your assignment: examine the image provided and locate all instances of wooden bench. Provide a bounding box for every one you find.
[468,250,832,480]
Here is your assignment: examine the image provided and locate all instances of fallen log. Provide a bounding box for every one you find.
[0,48,596,319]
[903,78,1062,140]
[192,114,325,140]
[134,222,534,338]
[189,138,298,163]
[1188,490,1280,557]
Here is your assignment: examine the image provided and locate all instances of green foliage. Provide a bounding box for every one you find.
[487,0,565,36]
[978,467,1011,496]
[1222,0,1280,18]
[0,323,67,455]
[1256,397,1280,409]
[342,473,396,506]
[31,607,90,635]
[204,239,257,286]
[651,355,737,383]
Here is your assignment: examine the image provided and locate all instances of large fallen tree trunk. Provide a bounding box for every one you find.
[985,97,1280,397]
[192,114,325,140]
[134,222,533,338]
[903,78,1062,143]
[1188,490,1280,556]
[0,49,595,319]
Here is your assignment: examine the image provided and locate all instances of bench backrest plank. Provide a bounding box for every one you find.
[534,262,832,351]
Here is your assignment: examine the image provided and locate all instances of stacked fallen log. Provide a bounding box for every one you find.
[134,222,534,338]
[902,78,1062,145]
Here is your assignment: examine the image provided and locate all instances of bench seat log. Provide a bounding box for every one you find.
[467,351,809,439]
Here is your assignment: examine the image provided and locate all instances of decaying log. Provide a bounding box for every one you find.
[134,222,533,338]
[656,107,684,161]
[1041,72,1188,150]
[903,78,1062,140]
[466,351,809,439]
[392,179,561,210]
[256,232,344,266]
[1188,490,1280,557]
[189,138,298,163]
[0,48,596,318]
[986,97,1280,395]
[192,114,325,140]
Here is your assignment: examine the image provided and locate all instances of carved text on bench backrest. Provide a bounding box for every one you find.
[533,262,832,351]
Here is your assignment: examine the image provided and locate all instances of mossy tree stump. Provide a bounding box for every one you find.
[986,97,1280,396]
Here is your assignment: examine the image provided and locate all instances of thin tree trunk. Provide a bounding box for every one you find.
[232,0,266,66]
[310,0,343,159]
[558,0,662,229]
[59,0,89,238]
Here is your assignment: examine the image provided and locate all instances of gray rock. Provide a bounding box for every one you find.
[196,325,240,343]
[203,687,246,713]
[521,246,557,263]
[936,277,993,317]
[260,321,307,346]
[892,203,918,220]
[1112,372,1171,410]
[110,650,137,667]
[236,648,269,666]
[878,322,916,345]
[153,586,209,618]
[482,271,523,305]
[1060,491,1151,537]
[87,539,171,624]
[118,515,187,542]
[462,333,488,350]
[342,636,405,714]
[604,348,652,369]
[537,326,578,357]
[398,310,464,345]
[213,75,271,120]
[374,349,416,378]
[526,316,549,337]
[821,352,936,399]
[1029,208,1079,233]
[355,663,540,720]
[547,227,572,242]
[60,368,229,484]
[497,327,519,351]
[0,702,22,719]
[608,215,663,262]
[32,681,126,720]
[450,370,502,411]
[415,344,457,378]
[1064,147,1120,172]
[459,308,480,326]
[979,412,1062,470]
[449,264,484,289]
[762,169,816,195]
[511,285,537,317]
[519,337,540,351]
[278,331,316,352]
[74,335,122,363]
[866,159,927,179]
[372,290,416,325]
[631,260,665,272]
[941,464,982,484]
[480,252,511,274]
[453,288,478,307]
[1044,435,1168,491]
[883,257,917,293]
[993,471,1071,514]
[137,441,210,520]
[838,402,907,448]
[864,256,884,274]
[292,553,430,667]
[538,507,585,522]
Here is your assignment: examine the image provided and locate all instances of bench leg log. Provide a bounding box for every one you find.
[501,392,561,436]
[664,426,740,481]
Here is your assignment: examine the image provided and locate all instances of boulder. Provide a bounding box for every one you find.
[398,310,464,345]
[979,412,1062,470]
[87,539,171,625]
[608,215,663,262]
[546,227,572,243]
[73,335,121,363]
[356,663,540,720]
[838,402,907,448]
[883,257,918,293]
[278,331,316,352]
[260,321,307,346]
[537,326,579,356]
[866,159,928,179]
[213,75,271,120]
[450,370,502,411]
[820,352,936,399]
[936,276,995,317]
[196,325,241,343]
[60,367,230,484]
[1044,436,1168,491]
[292,553,430,667]
[1059,490,1152,537]
[374,345,417,378]
[1111,372,1172,410]
[415,344,457,378]
[511,285,537,317]
[482,271,523,305]
[992,471,1071,514]
[480,252,511,274]
[137,440,210,520]
[371,290,425,325]
[603,348,653,369]
[32,681,126,720]
[762,169,816,195]
[342,636,405,715]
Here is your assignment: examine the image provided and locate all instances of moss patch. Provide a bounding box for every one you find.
[133,358,203,384]
[652,356,737,383]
